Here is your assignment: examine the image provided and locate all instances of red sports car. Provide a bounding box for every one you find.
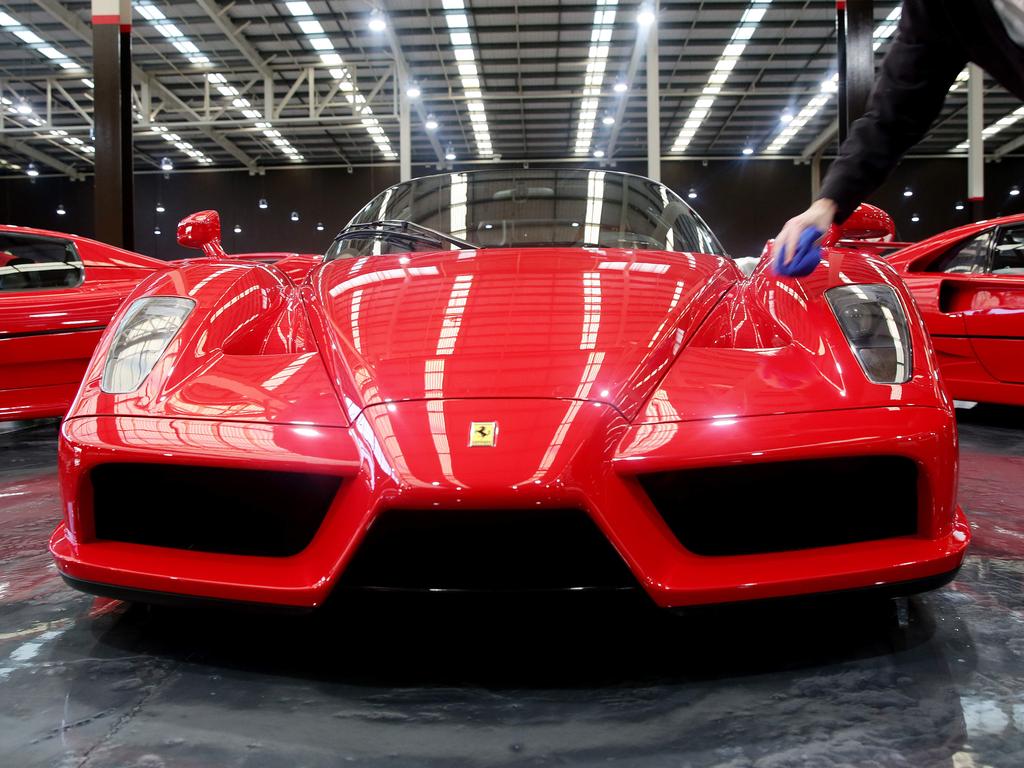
[49,170,969,610]
[0,224,322,423]
[881,212,1024,407]
[0,225,164,422]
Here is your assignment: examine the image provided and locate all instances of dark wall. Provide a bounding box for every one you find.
[1,165,399,260]
[1,157,1020,260]
[662,160,810,257]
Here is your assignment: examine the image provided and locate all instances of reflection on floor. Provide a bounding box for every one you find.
[0,410,1022,768]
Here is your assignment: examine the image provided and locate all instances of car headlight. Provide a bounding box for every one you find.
[101,297,195,394]
[825,284,912,384]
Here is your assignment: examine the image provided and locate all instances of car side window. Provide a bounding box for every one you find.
[932,232,992,274]
[992,225,1024,275]
[0,233,83,292]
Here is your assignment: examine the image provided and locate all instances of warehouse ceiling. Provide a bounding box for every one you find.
[0,0,1021,178]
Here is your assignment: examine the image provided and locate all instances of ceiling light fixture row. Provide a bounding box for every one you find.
[443,0,494,158]
[283,2,394,160]
[573,0,618,158]
[767,3,902,154]
[671,0,772,156]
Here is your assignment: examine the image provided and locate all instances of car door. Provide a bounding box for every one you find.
[0,232,129,418]
[949,223,1024,383]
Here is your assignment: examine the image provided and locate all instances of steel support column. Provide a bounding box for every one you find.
[967,63,985,220]
[399,77,411,181]
[91,0,133,248]
[836,0,874,144]
[646,1,660,181]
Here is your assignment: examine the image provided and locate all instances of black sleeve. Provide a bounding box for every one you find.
[819,0,968,223]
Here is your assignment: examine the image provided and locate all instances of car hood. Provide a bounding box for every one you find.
[307,247,736,421]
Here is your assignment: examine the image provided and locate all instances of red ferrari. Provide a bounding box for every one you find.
[49,170,969,610]
[0,224,321,423]
[881,212,1024,407]
[0,225,164,422]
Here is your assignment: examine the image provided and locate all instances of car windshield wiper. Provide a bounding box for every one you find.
[333,219,477,251]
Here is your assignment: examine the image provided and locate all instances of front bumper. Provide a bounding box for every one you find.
[51,403,970,609]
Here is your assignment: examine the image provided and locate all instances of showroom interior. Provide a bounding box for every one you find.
[1,0,1023,766]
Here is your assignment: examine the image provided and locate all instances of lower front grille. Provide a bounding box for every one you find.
[339,508,636,591]
[91,463,341,557]
[639,456,919,556]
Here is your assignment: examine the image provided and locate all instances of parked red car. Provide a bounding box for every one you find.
[883,213,1024,407]
[0,225,164,422]
[50,170,968,610]
[0,224,322,422]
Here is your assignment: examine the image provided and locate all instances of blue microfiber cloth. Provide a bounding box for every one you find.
[773,226,824,277]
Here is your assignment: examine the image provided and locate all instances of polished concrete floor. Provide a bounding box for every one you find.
[1,409,1022,768]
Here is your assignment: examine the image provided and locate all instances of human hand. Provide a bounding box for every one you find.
[773,199,837,276]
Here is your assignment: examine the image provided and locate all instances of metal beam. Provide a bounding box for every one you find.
[994,130,1024,159]
[837,0,873,143]
[605,22,648,160]
[800,120,839,162]
[92,0,134,248]
[193,0,274,80]
[35,0,257,171]
[0,135,84,179]
[646,2,660,181]
[384,18,445,168]
[968,62,984,220]
[146,76,257,170]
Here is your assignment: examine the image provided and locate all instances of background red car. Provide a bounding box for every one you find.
[883,214,1024,407]
[0,225,322,423]
[0,225,164,422]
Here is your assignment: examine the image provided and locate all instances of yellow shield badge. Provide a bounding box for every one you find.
[469,421,498,447]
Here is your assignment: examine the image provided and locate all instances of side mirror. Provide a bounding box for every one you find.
[176,210,227,258]
[821,203,895,247]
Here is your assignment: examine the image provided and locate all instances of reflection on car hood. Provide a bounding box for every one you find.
[309,247,736,420]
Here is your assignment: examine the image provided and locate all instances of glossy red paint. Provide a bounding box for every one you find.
[0,225,165,421]
[51,195,969,608]
[884,212,1024,405]
[822,202,896,246]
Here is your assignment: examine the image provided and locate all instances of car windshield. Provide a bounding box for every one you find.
[325,169,724,260]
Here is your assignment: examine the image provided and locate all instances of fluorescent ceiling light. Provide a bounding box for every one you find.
[671,0,771,154]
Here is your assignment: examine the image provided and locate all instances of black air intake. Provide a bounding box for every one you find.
[91,463,341,557]
[339,508,636,591]
[639,456,918,556]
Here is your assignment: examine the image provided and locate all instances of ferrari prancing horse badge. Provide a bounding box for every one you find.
[469,421,498,447]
